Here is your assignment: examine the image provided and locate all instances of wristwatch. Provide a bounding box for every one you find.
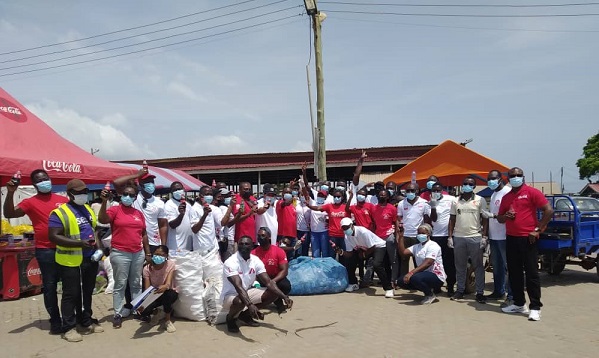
[534,227,541,233]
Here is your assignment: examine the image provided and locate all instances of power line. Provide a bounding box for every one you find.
[0,0,292,64]
[0,0,272,56]
[0,14,303,78]
[319,1,599,8]
[330,15,599,32]
[0,6,299,71]
[321,9,599,17]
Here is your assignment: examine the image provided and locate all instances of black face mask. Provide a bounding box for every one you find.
[241,191,252,199]
[258,236,270,246]
[238,244,253,257]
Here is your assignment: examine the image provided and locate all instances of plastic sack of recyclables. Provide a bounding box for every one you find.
[288,257,348,295]
[172,251,206,321]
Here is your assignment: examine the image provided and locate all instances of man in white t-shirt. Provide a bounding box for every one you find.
[448,176,489,303]
[133,173,168,252]
[164,182,196,252]
[483,170,513,302]
[428,182,457,296]
[255,184,279,244]
[191,186,221,255]
[397,183,431,277]
[335,218,393,297]
[220,236,293,333]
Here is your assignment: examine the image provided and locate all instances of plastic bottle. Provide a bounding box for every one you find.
[104,181,111,191]
[12,170,21,185]
[142,160,148,170]
[91,249,104,262]
[211,179,216,188]
[411,170,417,184]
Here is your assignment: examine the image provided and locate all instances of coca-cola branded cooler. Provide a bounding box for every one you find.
[0,246,42,300]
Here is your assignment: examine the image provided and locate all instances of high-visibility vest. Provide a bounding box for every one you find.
[52,203,97,267]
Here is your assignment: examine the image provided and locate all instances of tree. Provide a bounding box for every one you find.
[576,132,599,183]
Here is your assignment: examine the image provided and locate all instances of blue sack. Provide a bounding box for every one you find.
[288,257,348,295]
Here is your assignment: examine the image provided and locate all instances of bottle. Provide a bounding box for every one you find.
[91,249,104,262]
[104,181,111,191]
[142,160,148,170]
[411,170,417,184]
[12,170,21,185]
[211,179,216,188]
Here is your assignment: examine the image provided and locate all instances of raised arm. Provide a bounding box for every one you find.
[113,168,146,194]
[352,150,367,186]
[3,181,25,218]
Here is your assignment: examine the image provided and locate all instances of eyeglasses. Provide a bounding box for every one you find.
[122,193,136,198]
[462,183,474,186]
[508,174,524,178]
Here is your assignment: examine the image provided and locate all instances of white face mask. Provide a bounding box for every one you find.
[72,194,88,206]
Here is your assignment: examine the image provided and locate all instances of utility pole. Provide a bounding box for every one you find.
[304,0,327,181]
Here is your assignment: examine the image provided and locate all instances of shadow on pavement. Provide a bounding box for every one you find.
[214,322,258,342]
[540,269,599,288]
[132,321,164,339]
[8,320,45,334]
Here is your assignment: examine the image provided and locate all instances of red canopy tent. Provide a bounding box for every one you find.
[0,87,135,185]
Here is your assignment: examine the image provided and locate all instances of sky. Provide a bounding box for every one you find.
[0,0,597,193]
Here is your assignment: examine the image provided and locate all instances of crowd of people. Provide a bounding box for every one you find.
[2,152,554,341]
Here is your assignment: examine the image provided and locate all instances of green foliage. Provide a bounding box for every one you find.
[576,132,599,182]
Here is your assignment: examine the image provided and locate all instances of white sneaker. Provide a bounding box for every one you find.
[345,283,359,292]
[385,289,395,298]
[165,320,176,333]
[421,294,438,305]
[63,328,83,342]
[528,309,541,321]
[78,323,104,334]
[501,304,530,314]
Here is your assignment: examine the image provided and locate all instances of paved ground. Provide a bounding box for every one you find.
[1,265,598,358]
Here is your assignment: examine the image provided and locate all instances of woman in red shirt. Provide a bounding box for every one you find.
[308,188,349,260]
[98,184,150,329]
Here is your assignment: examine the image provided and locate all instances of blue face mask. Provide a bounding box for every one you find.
[343,227,353,236]
[416,234,428,243]
[300,197,306,204]
[356,194,366,202]
[509,176,524,188]
[320,185,329,192]
[152,255,166,265]
[487,179,499,191]
[283,193,293,201]
[316,197,325,205]
[335,186,344,191]
[292,190,299,196]
[224,197,232,205]
[406,192,416,201]
[121,195,134,206]
[143,183,155,194]
[462,184,474,193]
[333,197,342,204]
[203,195,214,204]
[172,190,184,200]
[426,181,436,190]
[35,180,52,193]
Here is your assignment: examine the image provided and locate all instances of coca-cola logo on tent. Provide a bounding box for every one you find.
[26,258,42,286]
[0,97,27,123]
[43,160,84,174]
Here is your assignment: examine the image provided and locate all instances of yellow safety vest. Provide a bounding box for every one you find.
[52,203,97,267]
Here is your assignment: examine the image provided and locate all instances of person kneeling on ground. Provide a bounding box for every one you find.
[138,245,178,333]
[220,236,293,333]
[396,223,447,305]
[252,227,292,313]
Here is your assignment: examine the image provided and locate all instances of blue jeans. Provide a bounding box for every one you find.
[398,271,443,296]
[311,231,329,258]
[490,239,513,298]
[35,248,61,331]
[298,230,311,257]
[110,249,144,317]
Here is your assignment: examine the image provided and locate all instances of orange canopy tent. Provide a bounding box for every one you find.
[384,140,510,187]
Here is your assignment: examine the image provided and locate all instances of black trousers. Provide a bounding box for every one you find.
[432,236,456,291]
[58,257,98,331]
[346,248,392,290]
[506,236,542,310]
[140,289,179,315]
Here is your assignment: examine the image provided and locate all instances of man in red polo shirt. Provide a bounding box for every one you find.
[497,167,553,322]
[232,181,258,244]
[276,187,297,260]
[252,227,291,313]
[3,169,68,334]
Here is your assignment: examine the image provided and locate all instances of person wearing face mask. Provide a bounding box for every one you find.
[482,170,513,305]
[307,188,350,264]
[368,189,398,294]
[255,184,279,244]
[114,168,167,254]
[233,181,259,244]
[48,179,102,342]
[191,186,222,258]
[335,218,391,295]
[220,236,293,333]
[217,188,237,261]
[448,176,488,304]
[139,245,178,333]
[251,227,291,313]
[397,183,431,280]
[396,223,446,305]
[428,183,457,296]
[293,184,311,257]
[385,181,402,206]
[164,182,195,252]
[346,188,375,231]
[98,184,150,329]
[276,187,298,260]
[302,187,329,258]
[497,167,553,321]
[420,175,447,201]
[4,169,69,335]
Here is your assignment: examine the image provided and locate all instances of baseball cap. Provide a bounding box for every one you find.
[219,188,230,196]
[317,190,328,197]
[263,184,276,195]
[340,218,353,227]
[140,173,156,181]
[66,179,87,191]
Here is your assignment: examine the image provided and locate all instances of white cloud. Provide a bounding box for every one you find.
[166,81,206,102]
[290,140,312,152]
[189,135,250,155]
[98,112,128,128]
[26,100,154,160]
